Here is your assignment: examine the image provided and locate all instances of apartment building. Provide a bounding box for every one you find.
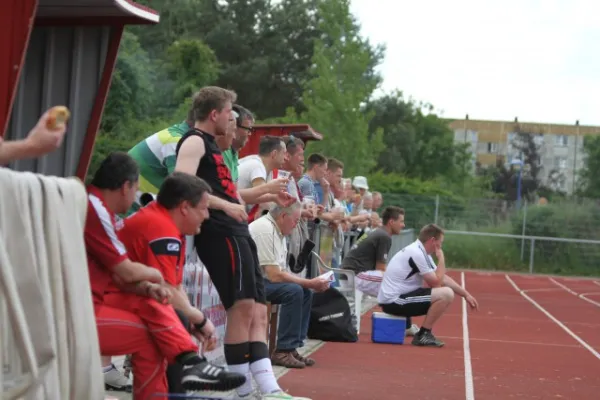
[448,117,600,194]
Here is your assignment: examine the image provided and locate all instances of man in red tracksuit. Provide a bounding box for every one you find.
[86,152,245,399]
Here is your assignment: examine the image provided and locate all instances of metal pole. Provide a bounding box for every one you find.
[434,195,440,225]
[520,201,527,260]
[572,120,579,194]
[529,238,535,274]
[516,167,522,210]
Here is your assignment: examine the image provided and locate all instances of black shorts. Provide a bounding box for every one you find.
[380,288,432,317]
[195,233,266,310]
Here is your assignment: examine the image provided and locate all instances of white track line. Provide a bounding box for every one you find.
[461,272,475,400]
[437,335,588,349]
[594,281,600,288]
[549,278,600,308]
[505,275,600,361]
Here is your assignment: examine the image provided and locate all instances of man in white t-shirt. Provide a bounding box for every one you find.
[238,135,288,221]
[378,224,479,347]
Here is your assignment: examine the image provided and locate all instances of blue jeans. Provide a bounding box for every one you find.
[264,280,313,351]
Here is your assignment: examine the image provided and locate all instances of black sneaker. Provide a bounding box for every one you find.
[411,331,445,347]
[181,360,246,391]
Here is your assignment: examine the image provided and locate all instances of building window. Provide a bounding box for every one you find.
[554,156,567,170]
[534,134,544,146]
[487,142,498,153]
[555,135,568,146]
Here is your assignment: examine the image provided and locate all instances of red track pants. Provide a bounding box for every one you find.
[95,292,198,400]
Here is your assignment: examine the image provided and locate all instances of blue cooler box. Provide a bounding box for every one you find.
[371,312,406,344]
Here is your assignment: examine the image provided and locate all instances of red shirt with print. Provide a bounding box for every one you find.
[118,201,185,287]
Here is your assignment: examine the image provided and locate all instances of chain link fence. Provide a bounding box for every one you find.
[381,193,600,276]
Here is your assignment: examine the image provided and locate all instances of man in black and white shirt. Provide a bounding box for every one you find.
[378,224,479,347]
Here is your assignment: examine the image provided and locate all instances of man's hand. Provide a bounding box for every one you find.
[309,278,330,292]
[465,294,479,311]
[319,178,330,194]
[275,191,296,207]
[26,108,69,157]
[224,203,248,222]
[265,177,289,194]
[435,247,444,260]
[147,283,172,304]
[190,316,218,352]
[316,204,325,215]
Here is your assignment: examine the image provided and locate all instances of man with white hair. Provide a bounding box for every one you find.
[250,203,329,371]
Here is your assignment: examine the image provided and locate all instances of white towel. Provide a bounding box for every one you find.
[0,168,104,400]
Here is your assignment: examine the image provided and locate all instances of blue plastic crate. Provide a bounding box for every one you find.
[371,312,406,344]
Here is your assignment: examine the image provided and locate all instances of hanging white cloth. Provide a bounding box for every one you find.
[0,168,104,400]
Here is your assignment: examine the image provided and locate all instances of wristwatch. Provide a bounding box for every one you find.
[194,316,207,332]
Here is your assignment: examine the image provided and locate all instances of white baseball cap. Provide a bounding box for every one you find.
[352,176,369,190]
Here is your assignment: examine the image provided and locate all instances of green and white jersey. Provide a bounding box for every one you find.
[128,121,190,195]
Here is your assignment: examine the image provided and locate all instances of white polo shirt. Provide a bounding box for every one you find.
[378,240,437,304]
[249,213,288,277]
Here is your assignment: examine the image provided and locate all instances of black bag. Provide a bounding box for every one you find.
[307,288,358,342]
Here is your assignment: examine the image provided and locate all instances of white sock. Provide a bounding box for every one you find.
[228,362,253,396]
[250,358,281,394]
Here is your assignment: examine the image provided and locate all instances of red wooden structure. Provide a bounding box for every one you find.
[239,123,323,158]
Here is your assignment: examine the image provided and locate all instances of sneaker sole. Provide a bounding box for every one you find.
[181,375,247,392]
[104,383,132,392]
[411,341,445,347]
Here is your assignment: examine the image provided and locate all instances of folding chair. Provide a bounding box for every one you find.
[311,251,363,334]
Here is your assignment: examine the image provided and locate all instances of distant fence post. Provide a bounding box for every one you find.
[434,195,440,225]
[529,238,535,274]
[520,201,528,261]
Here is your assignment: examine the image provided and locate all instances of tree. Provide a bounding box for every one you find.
[291,0,385,176]
[365,91,471,183]
[509,124,543,201]
[164,39,220,109]
[102,31,154,134]
[577,135,600,197]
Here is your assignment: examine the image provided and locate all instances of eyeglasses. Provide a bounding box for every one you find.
[237,124,254,134]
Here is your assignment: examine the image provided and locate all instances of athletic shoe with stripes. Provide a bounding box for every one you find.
[411,331,445,347]
[181,360,246,391]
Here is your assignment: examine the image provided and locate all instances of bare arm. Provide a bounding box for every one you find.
[422,271,442,288]
[442,275,468,298]
[174,135,204,175]
[169,284,205,323]
[375,262,387,272]
[264,265,328,292]
[112,259,163,284]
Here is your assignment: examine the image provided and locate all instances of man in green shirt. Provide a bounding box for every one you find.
[127,103,255,213]
[222,104,255,183]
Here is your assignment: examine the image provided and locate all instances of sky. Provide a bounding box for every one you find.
[350,0,600,125]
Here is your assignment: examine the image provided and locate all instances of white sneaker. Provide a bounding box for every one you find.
[231,390,260,400]
[104,364,132,392]
[405,324,420,336]
[262,391,312,400]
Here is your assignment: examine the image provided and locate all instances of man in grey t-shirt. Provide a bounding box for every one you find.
[341,206,405,273]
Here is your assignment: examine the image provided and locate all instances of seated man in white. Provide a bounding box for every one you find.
[249,202,330,369]
[378,224,479,347]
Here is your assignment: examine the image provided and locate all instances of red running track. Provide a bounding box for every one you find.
[278,270,600,400]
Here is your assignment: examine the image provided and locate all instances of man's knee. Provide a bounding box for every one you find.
[227,299,255,327]
[433,287,454,303]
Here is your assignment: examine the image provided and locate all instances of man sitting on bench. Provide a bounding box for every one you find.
[378,224,479,347]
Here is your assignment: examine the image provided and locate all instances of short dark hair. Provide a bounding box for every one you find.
[283,136,304,155]
[233,104,254,125]
[189,86,237,122]
[258,135,284,156]
[307,153,327,169]
[382,206,405,225]
[418,224,445,243]
[157,172,212,210]
[91,152,139,190]
[327,158,344,172]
